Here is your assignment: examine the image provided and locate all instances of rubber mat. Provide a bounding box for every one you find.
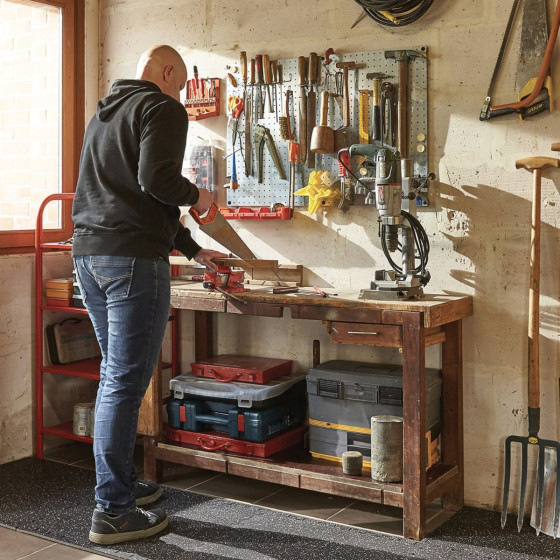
[0,458,557,560]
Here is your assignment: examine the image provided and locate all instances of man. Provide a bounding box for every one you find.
[72,45,226,545]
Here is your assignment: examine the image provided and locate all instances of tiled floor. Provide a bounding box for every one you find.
[1,442,451,559]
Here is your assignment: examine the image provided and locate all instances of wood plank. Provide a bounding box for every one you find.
[425,332,446,347]
[143,436,163,483]
[423,297,473,328]
[227,459,300,487]
[155,442,227,472]
[426,465,460,503]
[290,305,381,323]
[194,311,213,361]
[440,320,464,512]
[326,322,402,347]
[402,312,427,541]
[214,258,279,269]
[137,355,162,437]
[226,301,284,317]
[246,264,303,284]
[300,474,384,502]
[171,295,226,312]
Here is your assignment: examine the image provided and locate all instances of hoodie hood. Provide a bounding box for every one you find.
[96,79,162,121]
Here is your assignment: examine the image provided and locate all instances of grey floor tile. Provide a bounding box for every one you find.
[187,473,284,504]
[0,527,52,560]
[327,500,403,535]
[255,487,354,519]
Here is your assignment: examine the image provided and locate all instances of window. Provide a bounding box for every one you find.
[0,0,84,253]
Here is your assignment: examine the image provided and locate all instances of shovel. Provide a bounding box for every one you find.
[501,156,560,535]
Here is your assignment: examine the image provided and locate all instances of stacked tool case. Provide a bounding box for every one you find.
[166,356,307,457]
[306,360,442,468]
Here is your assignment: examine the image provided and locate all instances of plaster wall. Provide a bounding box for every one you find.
[97,0,557,511]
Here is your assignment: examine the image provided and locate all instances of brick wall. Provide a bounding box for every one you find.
[0,0,61,230]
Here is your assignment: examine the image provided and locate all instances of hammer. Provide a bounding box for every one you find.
[366,72,391,142]
[384,49,427,158]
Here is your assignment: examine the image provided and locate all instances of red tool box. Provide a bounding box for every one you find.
[165,424,306,458]
[191,355,293,384]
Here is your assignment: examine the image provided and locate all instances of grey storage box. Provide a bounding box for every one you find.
[307,360,441,466]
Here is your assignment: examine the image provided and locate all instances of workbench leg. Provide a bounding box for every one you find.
[441,319,464,511]
[194,310,213,361]
[143,436,163,483]
[402,312,426,540]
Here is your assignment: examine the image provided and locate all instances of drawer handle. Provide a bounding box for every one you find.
[347,331,379,335]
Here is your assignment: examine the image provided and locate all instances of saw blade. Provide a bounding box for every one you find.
[515,0,549,93]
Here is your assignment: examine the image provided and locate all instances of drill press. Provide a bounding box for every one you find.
[341,143,431,300]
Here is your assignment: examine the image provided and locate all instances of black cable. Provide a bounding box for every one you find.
[380,210,430,285]
[354,0,434,27]
[337,149,374,194]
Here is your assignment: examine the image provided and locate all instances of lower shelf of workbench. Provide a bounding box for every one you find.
[149,437,459,508]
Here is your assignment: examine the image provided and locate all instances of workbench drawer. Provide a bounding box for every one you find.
[328,322,402,347]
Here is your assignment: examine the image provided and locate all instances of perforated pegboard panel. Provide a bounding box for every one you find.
[226,47,429,208]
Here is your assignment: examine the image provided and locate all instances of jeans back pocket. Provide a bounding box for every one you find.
[90,256,135,301]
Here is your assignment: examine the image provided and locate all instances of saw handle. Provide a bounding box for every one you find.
[189,202,219,225]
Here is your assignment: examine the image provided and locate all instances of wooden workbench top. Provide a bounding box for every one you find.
[170,279,473,328]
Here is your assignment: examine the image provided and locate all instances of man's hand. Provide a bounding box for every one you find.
[193,248,228,271]
[191,188,214,215]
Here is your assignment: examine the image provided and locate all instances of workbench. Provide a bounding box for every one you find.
[141,280,473,540]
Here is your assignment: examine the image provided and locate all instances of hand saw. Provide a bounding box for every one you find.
[480,0,560,121]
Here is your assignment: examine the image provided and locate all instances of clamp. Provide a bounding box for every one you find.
[254,124,286,184]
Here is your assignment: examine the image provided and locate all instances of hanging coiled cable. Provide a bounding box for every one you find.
[381,210,431,285]
[354,0,434,27]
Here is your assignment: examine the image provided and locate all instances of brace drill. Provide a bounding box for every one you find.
[254,124,286,184]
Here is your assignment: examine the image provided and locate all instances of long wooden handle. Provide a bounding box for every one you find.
[298,56,307,87]
[320,90,329,126]
[528,168,541,409]
[263,54,271,84]
[240,51,247,84]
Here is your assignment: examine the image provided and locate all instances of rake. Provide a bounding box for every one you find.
[501,156,560,535]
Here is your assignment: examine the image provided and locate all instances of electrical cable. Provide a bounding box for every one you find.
[380,210,430,285]
[354,0,434,27]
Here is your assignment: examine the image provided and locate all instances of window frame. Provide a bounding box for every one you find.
[0,0,84,254]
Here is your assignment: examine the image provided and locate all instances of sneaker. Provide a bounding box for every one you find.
[135,480,162,506]
[89,507,168,545]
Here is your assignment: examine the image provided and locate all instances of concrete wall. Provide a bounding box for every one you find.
[96,0,560,511]
[1,0,558,514]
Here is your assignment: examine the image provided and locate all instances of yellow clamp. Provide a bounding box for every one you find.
[295,171,341,215]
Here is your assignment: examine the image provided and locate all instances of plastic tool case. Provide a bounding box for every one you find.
[167,396,304,442]
[191,354,292,384]
[169,373,305,408]
[306,360,442,464]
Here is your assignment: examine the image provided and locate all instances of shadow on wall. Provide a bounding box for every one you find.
[438,179,559,313]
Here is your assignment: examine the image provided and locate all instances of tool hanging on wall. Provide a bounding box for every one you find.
[297,56,308,165]
[254,124,286,184]
[502,155,560,535]
[480,0,560,121]
[381,81,397,147]
[351,0,435,27]
[358,89,371,145]
[279,90,293,141]
[185,71,220,120]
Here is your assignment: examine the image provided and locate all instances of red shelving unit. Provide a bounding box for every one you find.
[35,194,178,458]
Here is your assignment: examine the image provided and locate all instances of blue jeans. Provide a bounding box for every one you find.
[73,256,170,514]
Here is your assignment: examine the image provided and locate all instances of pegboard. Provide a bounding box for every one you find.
[226,47,429,209]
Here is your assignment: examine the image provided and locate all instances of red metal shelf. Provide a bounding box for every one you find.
[40,243,72,251]
[42,420,93,443]
[41,304,88,314]
[42,357,101,379]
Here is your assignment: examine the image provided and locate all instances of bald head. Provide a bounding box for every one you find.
[136,45,187,101]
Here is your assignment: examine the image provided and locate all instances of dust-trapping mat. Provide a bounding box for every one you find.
[0,458,557,560]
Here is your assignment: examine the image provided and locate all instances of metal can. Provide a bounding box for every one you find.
[73,403,91,436]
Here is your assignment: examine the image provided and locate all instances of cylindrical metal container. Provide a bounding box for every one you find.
[370,415,403,482]
[73,403,91,436]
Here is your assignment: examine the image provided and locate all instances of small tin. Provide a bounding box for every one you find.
[73,403,91,436]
